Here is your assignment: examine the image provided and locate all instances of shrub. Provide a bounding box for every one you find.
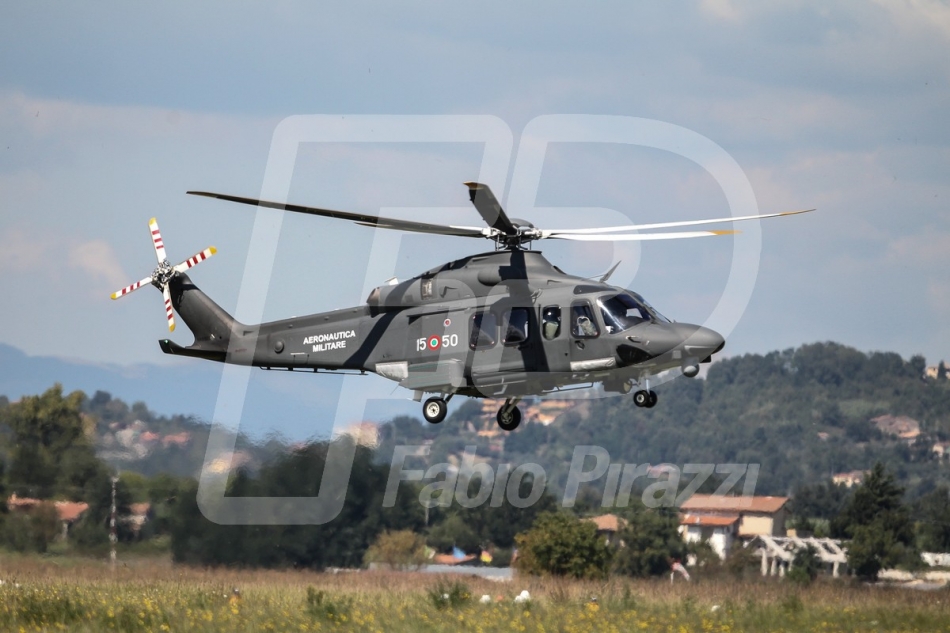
[426,579,471,609]
[305,587,351,621]
[787,545,821,585]
[3,504,60,553]
[515,512,611,580]
[363,529,427,570]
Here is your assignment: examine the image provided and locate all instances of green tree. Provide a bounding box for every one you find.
[847,524,887,580]
[170,441,425,569]
[613,508,686,578]
[787,545,821,585]
[4,385,101,499]
[833,463,919,579]
[916,486,950,552]
[514,511,611,579]
[427,514,481,554]
[938,361,948,381]
[363,530,427,570]
[72,470,134,551]
[3,503,60,553]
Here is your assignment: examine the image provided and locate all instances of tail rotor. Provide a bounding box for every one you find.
[111,217,217,332]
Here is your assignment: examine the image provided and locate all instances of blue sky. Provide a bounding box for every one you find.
[1,1,948,436]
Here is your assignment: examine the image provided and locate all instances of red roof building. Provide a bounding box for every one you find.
[679,494,789,538]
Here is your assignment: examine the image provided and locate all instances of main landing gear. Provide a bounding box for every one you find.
[422,396,449,424]
[422,395,523,431]
[633,389,658,408]
[496,398,522,431]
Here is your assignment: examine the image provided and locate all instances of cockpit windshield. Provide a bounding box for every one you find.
[598,293,670,333]
[629,291,671,324]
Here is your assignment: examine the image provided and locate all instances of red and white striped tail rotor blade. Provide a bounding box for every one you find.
[162,284,176,332]
[173,246,217,273]
[110,276,154,300]
[149,217,168,263]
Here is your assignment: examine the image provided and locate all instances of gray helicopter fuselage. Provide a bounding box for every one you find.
[165,249,724,399]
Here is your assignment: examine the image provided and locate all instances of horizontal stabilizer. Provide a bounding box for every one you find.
[158,338,227,362]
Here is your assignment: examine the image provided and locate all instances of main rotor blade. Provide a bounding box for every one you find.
[543,208,815,236]
[111,276,154,300]
[547,229,739,241]
[463,182,517,236]
[187,192,488,238]
[173,246,218,274]
[162,284,176,332]
[149,217,168,263]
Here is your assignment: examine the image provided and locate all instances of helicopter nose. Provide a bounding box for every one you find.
[684,326,725,358]
[615,323,724,368]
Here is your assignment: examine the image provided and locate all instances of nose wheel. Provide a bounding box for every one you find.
[422,397,448,424]
[496,398,522,431]
[633,390,658,408]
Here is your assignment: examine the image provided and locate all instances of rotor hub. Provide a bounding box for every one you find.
[150,260,176,290]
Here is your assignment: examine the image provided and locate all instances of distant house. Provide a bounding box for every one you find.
[678,494,789,538]
[933,442,950,460]
[7,494,89,540]
[585,513,626,546]
[336,421,380,448]
[832,470,868,488]
[871,414,921,444]
[679,513,738,559]
[127,502,152,535]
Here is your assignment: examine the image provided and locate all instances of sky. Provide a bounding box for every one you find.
[1,1,948,435]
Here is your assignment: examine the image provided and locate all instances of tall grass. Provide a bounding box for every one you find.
[0,553,946,631]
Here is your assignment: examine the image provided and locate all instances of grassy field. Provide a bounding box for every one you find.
[0,554,947,632]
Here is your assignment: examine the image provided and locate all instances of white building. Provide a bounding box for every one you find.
[679,513,739,559]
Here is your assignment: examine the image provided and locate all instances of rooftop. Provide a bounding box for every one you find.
[679,494,789,514]
[585,514,626,532]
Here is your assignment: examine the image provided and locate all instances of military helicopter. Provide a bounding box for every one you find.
[112,183,811,431]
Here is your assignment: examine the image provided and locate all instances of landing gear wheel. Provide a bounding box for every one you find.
[496,405,522,431]
[646,390,658,408]
[633,390,650,407]
[423,397,448,424]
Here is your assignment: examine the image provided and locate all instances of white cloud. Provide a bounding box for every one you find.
[701,0,743,22]
[872,0,950,40]
[68,239,129,293]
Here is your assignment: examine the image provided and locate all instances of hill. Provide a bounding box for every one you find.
[375,343,950,501]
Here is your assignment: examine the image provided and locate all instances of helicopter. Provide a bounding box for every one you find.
[112,183,811,431]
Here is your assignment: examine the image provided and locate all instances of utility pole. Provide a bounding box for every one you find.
[110,474,118,569]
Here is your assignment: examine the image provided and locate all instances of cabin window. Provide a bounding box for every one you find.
[503,308,530,346]
[469,311,497,350]
[542,306,561,340]
[571,302,599,338]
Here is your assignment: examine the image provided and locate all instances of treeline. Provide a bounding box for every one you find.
[0,385,190,553]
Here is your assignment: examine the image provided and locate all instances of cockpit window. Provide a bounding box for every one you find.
[598,294,653,333]
[630,292,671,323]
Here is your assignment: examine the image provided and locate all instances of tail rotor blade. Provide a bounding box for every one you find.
[172,246,217,273]
[149,217,168,263]
[162,285,176,332]
[111,276,154,300]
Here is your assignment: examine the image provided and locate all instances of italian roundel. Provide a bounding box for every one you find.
[427,336,441,350]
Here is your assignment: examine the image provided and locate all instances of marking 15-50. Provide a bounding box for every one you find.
[416,334,459,352]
